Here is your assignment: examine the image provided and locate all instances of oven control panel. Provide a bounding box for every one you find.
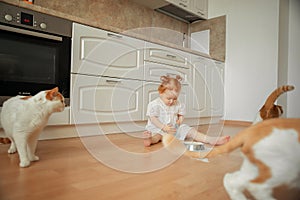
[0,2,72,37]
[4,12,47,29]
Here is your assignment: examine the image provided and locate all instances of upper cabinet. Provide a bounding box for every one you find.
[131,0,207,22]
[164,0,208,21]
[190,0,208,19]
[166,0,188,8]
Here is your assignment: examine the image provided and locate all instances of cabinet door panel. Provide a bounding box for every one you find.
[144,61,190,84]
[71,74,143,124]
[190,56,213,117]
[145,42,190,69]
[209,62,224,116]
[190,0,207,19]
[72,23,144,79]
[190,61,209,117]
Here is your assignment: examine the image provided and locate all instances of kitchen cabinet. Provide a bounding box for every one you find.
[71,22,223,129]
[165,0,207,19]
[71,23,144,79]
[189,57,210,117]
[209,61,224,116]
[71,23,144,124]
[166,0,189,9]
[70,74,143,124]
[143,81,189,120]
[190,0,208,19]
[191,55,224,117]
[144,61,190,85]
[144,42,198,119]
[144,42,191,69]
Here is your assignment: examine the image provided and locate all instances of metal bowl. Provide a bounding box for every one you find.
[184,141,205,151]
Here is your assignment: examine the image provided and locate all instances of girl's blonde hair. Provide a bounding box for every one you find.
[158,75,182,94]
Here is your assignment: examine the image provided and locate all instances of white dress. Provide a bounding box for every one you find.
[145,97,192,140]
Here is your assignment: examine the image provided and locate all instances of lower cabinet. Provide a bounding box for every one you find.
[70,74,143,124]
[69,23,224,132]
[143,81,189,120]
[191,56,224,117]
[209,61,224,116]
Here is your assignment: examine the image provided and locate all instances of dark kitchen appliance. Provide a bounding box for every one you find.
[0,2,72,106]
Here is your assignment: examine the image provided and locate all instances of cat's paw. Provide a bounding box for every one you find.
[19,160,31,168]
[8,147,16,154]
[30,155,39,161]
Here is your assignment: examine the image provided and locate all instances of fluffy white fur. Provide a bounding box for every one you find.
[223,128,300,200]
[1,88,64,167]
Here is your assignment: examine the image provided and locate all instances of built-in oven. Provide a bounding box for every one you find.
[0,2,72,106]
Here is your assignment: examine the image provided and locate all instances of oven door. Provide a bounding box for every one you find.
[0,24,71,103]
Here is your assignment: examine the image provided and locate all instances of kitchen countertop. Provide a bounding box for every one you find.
[2,0,221,62]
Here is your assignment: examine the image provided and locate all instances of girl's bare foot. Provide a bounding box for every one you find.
[206,135,230,146]
[143,131,152,147]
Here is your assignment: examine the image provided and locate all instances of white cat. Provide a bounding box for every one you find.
[0,87,65,167]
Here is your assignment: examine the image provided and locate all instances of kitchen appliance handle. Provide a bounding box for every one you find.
[0,24,62,41]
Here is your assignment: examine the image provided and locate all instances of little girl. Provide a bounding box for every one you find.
[144,75,230,147]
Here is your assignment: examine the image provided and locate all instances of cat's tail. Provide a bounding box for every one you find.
[0,138,11,144]
[162,134,205,158]
[162,133,244,159]
[264,85,294,110]
[203,133,244,158]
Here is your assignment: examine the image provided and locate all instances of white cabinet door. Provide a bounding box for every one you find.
[190,0,208,19]
[70,74,143,124]
[191,55,224,117]
[208,61,224,116]
[72,23,144,79]
[143,81,189,120]
[190,56,210,117]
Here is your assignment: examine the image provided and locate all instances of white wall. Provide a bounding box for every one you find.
[287,0,300,117]
[208,0,280,121]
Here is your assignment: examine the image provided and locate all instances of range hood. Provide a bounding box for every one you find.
[131,0,203,23]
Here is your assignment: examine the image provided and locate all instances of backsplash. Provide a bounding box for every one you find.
[32,0,189,47]
[191,16,226,61]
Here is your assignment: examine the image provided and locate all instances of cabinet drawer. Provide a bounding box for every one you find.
[72,23,144,79]
[144,61,190,84]
[70,74,143,124]
[145,42,190,68]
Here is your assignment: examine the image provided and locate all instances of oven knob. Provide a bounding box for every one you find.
[40,22,47,29]
[4,14,13,22]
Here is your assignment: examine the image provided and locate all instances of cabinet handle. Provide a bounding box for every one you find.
[106,79,121,84]
[167,73,180,78]
[197,11,204,16]
[179,3,187,7]
[107,33,122,39]
[166,54,177,59]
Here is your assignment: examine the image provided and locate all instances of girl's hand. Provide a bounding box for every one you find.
[162,124,176,134]
[177,115,184,125]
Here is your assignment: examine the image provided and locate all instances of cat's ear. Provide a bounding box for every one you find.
[46,87,59,100]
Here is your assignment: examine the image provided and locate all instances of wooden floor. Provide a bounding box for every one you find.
[0,124,299,200]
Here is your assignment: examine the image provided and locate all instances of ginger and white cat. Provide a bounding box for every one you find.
[253,85,294,124]
[0,87,65,167]
[163,118,300,200]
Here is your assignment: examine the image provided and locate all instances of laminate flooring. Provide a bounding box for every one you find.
[0,124,299,200]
